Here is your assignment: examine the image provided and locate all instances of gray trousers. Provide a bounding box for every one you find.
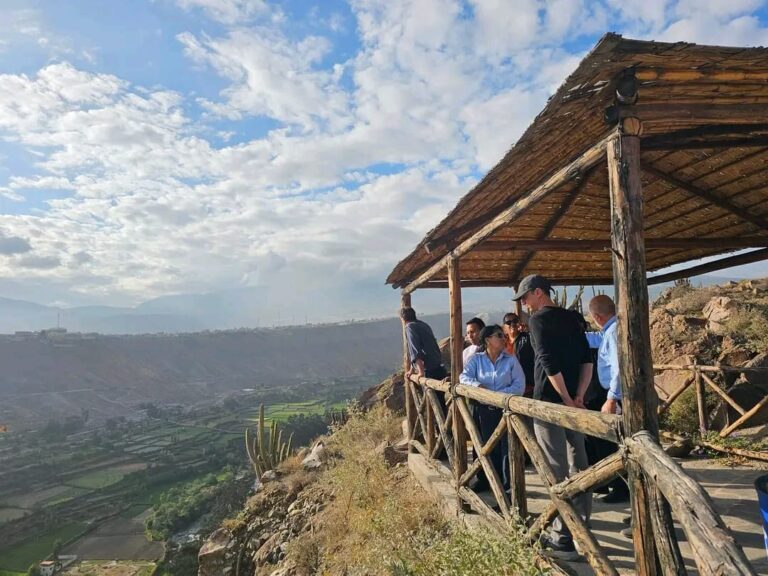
[534,419,592,546]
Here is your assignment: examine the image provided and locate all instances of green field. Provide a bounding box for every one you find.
[0,522,87,571]
[67,468,126,490]
[249,400,346,423]
[0,509,26,525]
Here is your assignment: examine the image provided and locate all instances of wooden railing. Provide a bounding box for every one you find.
[654,363,768,438]
[405,373,756,576]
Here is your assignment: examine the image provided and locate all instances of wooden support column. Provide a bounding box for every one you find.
[448,257,469,511]
[607,119,683,576]
[694,363,708,435]
[401,291,416,453]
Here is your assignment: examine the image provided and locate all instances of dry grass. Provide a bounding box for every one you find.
[287,405,547,575]
[725,306,768,353]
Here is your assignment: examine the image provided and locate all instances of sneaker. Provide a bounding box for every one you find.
[600,488,630,504]
[539,534,580,561]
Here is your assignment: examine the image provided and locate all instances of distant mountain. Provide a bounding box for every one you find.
[0,274,750,335]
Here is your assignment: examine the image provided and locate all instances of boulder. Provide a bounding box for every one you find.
[302,441,326,470]
[376,441,408,467]
[654,355,694,401]
[198,528,233,576]
[261,470,278,483]
[703,296,737,334]
[711,379,768,430]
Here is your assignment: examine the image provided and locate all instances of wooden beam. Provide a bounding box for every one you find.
[401,134,612,293]
[625,432,756,576]
[476,237,768,252]
[642,135,768,151]
[607,121,661,576]
[507,415,527,518]
[617,103,768,125]
[642,163,768,230]
[421,277,615,288]
[635,67,768,82]
[647,248,768,284]
[401,291,415,452]
[507,175,589,282]
[719,393,768,438]
[448,257,469,512]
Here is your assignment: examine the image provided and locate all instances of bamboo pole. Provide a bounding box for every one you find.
[657,376,693,414]
[661,430,768,463]
[607,120,662,576]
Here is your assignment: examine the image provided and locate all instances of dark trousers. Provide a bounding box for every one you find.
[585,389,626,494]
[472,403,508,491]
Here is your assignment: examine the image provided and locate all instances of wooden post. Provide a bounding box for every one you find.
[448,257,469,511]
[607,118,671,576]
[401,291,415,453]
[507,414,527,519]
[694,362,708,434]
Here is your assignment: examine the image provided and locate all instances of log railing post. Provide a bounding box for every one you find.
[694,361,708,435]
[506,412,527,519]
[448,257,469,511]
[402,291,416,453]
[607,118,683,575]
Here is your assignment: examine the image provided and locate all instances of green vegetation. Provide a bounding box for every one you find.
[67,468,126,490]
[0,522,87,572]
[144,470,236,540]
[287,406,547,575]
[725,305,768,353]
[245,404,293,476]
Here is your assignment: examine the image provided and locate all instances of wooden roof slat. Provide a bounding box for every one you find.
[387,35,768,288]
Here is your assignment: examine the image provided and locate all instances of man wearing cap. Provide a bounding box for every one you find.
[512,274,593,560]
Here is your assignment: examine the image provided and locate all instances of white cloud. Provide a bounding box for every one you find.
[174,0,273,24]
[1,0,768,317]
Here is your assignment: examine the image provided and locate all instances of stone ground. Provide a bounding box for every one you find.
[409,453,768,575]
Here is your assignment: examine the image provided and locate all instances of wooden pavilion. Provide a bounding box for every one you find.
[386,34,766,575]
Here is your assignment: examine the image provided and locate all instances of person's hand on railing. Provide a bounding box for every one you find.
[574,395,586,410]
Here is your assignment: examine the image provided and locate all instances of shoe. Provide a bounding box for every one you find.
[620,527,633,539]
[601,488,630,504]
[539,534,580,561]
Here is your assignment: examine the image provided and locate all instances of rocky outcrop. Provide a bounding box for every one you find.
[703,296,737,335]
[198,464,326,576]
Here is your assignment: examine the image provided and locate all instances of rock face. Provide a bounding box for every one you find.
[197,465,324,576]
[703,296,737,334]
[301,441,327,470]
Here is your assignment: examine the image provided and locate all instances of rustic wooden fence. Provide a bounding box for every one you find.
[654,363,768,438]
[405,373,756,576]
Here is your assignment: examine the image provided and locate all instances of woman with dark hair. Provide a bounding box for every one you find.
[503,312,535,397]
[460,324,525,491]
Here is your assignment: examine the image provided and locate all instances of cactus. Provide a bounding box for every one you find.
[245,404,294,476]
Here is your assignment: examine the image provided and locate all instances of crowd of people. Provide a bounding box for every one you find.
[400,273,628,561]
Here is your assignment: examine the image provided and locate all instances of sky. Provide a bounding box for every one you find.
[1,0,768,324]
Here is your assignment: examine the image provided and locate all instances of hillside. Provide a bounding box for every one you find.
[0,314,452,431]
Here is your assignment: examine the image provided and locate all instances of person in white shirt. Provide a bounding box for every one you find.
[463,317,485,366]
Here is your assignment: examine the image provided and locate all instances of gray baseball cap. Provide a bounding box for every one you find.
[512,274,553,301]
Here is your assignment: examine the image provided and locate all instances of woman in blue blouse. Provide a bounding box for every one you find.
[460,324,526,492]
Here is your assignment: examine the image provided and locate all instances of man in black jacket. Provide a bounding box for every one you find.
[513,275,593,560]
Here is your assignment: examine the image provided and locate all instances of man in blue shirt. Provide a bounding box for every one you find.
[587,295,628,505]
[401,307,446,381]
[587,295,622,414]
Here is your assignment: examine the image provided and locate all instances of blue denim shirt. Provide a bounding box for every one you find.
[459,350,525,396]
[598,316,622,401]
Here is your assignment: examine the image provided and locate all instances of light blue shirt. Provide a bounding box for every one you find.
[459,350,525,396]
[597,316,622,401]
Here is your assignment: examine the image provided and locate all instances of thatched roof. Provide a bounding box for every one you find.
[386,34,768,290]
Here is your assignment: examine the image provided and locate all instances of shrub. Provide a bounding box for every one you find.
[724,305,768,353]
[287,405,547,575]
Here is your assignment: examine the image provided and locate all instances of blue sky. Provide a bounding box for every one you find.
[1,0,768,323]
